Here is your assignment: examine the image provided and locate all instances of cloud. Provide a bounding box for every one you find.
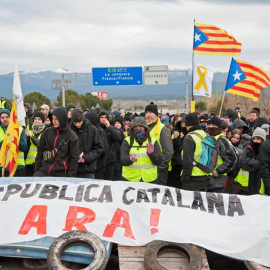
[194,0,270,4]
[0,0,269,74]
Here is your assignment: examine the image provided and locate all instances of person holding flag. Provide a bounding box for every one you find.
[0,102,27,177]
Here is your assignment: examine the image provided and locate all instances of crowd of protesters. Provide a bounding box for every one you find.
[1,98,270,196]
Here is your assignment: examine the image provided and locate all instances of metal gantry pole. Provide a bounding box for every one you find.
[62,73,65,107]
[185,70,189,114]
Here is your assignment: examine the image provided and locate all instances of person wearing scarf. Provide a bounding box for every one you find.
[235,127,266,195]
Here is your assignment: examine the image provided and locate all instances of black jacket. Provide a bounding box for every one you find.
[35,108,79,177]
[259,139,270,195]
[85,111,109,173]
[70,119,103,174]
[99,110,123,164]
[236,144,261,194]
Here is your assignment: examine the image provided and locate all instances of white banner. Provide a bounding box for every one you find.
[193,62,213,98]
[1,177,270,267]
[13,64,26,126]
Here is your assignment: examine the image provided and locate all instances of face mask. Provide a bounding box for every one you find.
[181,127,188,136]
[161,118,169,124]
[206,127,221,136]
[134,129,146,140]
[251,141,261,153]
[200,124,207,131]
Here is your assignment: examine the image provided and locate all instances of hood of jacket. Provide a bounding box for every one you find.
[49,107,68,129]
[227,108,238,121]
[70,118,92,132]
[112,110,121,118]
[130,116,149,133]
[85,111,99,127]
[98,110,110,121]
[24,103,33,117]
[233,118,248,133]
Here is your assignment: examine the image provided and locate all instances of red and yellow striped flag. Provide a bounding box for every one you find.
[0,100,20,176]
[225,58,270,101]
[193,23,242,56]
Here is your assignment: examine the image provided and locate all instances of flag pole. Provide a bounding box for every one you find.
[191,19,195,113]
[2,146,9,177]
[219,91,226,117]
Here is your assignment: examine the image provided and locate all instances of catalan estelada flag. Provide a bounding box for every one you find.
[0,100,20,176]
[225,58,270,101]
[193,23,242,56]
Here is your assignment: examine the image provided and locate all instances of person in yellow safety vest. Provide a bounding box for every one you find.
[235,127,266,195]
[121,116,162,184]
[145,102,173,186]
[0,97,6,109]
[181,113,210,191]
[206,116,235,193]
[0,109,27,176]
[25,111,46,176]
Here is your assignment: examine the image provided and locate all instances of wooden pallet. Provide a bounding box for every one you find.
[118,244,210,270]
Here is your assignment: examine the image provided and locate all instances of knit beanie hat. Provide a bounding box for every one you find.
[252,127,266,142]
[0,109,10,116]
[185,113,199,126]
[124,115,132,122]
[199,114,208,122]
[34,111,45,123]
[261,124,269,131]
[114,117,124,128]
[71,108,85,123]
[207,116,222,129]
[145,102,158,116]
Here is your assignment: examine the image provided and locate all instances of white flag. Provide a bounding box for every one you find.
[13,64,26,126]
[193,63,213,98]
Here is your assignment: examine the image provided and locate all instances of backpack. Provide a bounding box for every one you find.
[217,136,240,177]
[188,132,219,173]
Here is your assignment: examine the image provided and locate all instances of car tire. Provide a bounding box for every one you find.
[47,231,108,270]
[144,240,202,270]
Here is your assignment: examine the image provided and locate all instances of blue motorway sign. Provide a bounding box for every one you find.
[92,67,143,86]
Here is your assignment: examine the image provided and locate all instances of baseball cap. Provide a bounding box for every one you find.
[40,104,50,111]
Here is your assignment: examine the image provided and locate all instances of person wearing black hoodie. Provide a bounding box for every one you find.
[34,107,79,177]
[69,109,103,178]
[113,117,125,180]
[65,103,76,125]
[167,116,187,188]
[98,110,123,180]
[24,103,34,130]
[85,111,109,179]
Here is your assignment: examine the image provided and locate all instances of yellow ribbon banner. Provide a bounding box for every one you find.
[194,66,208,92]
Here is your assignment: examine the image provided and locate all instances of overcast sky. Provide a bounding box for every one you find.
[0,0,270,74]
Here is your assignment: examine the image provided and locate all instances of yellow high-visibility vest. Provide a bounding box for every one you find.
[235,168,265,195]
[181,130,209,177]
[122,137,158,182]
[0,100,6,109]
[25,131,41,165]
